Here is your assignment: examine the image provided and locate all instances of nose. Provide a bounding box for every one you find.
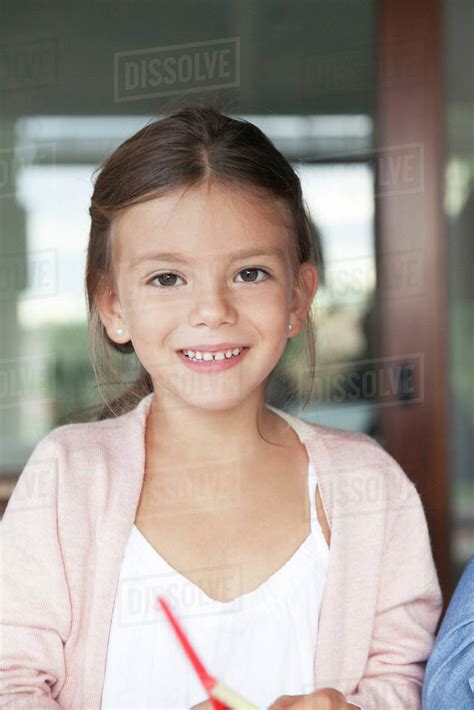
[188,276,238,329]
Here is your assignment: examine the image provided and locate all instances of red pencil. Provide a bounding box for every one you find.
[156,595,260,709]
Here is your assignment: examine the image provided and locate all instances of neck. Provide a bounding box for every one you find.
[144,390,289,466]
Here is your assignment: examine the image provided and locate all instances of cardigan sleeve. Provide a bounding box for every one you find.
[344,478,443,710]
[0,434,71,708]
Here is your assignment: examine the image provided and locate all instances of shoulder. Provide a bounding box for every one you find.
[28,414,126,460]
[18,402,144,480]
[276,401,418,498]
[308,419,409,480]
[42,413,126,447]
[309,420,380,451]
[303,420,417,517]
[5,403,147,519]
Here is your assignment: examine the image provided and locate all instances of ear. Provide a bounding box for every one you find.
[288,262,318,336]
[96,284,130,345]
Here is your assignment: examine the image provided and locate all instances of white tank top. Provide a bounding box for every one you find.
[101,460,329,709]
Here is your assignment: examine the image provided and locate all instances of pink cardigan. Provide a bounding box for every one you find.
[0,393,443,709]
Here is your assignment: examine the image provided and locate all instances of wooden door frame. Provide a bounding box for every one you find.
[375,0,453,612]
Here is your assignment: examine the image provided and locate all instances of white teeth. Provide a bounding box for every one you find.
[182,347,245,361]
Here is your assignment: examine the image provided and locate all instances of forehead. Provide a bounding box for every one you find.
[111,182,294,264]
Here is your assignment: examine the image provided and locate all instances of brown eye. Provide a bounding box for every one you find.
[236,268,270,283]
[148,272,184,288]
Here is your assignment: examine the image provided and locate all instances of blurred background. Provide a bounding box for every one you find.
[0,0,472,612]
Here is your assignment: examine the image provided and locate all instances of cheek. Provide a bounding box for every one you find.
[122,289,170,330]
[249,288,289,325]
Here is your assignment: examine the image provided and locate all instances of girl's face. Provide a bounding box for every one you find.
[98,182,318,411]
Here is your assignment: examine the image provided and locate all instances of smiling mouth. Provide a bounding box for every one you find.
[176,346,250,371]
[180,346,249,362]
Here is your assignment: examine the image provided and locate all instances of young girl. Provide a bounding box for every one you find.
[0,104,442,710]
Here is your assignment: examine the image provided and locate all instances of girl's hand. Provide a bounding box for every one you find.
[269,689,359,709]
[189,689,360,710]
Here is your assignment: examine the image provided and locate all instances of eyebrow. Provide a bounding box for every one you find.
[128,245,287,269]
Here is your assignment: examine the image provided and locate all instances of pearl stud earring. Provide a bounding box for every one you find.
[288,324,292,331]
[116,328,124,336]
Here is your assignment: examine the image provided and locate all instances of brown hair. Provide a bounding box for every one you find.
[84,102,324,427]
